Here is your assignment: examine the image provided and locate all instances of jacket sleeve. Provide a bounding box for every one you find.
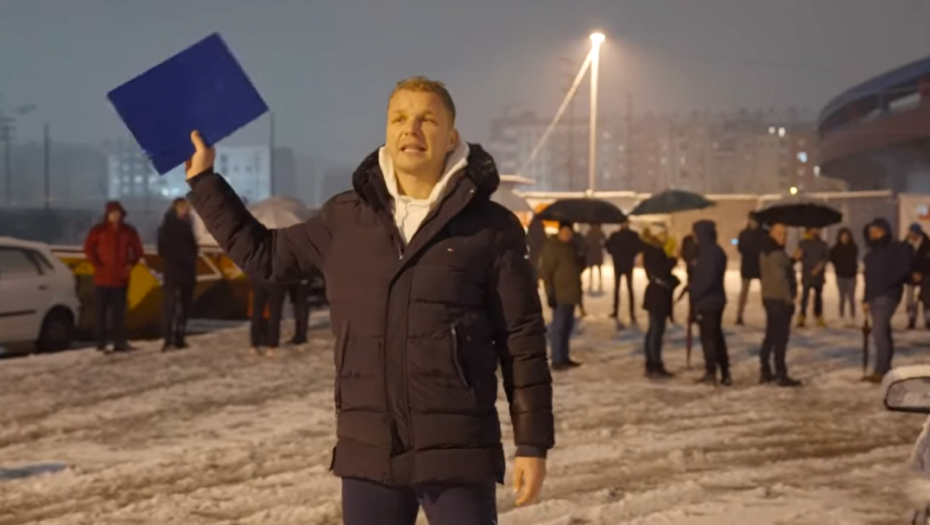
[689,250,715,299]
[187,170,330,282]
[156,225,168,259]
[489,216,554,458]
[83,228,102,268]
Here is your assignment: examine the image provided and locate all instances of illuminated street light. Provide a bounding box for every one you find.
[768,127,776,135]
[778,127,787,138]
[797,151,808,163]
[789,186,799,195]
[588,32,605,194]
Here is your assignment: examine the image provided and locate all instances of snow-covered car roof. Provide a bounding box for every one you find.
[0,236,54,251]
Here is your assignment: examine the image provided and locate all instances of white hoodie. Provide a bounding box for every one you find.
[378,140,470,245]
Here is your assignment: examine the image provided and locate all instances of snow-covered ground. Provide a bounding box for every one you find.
[1,267,928,524]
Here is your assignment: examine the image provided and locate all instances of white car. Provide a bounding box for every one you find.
[0,236,80,354]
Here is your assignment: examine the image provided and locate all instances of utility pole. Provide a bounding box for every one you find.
[269,111,276,196]
[626,93,633,191]
[43,121,50,210]
[1,120,11,205]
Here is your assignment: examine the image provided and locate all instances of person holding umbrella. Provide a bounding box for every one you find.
[690,221,730,386]
[797,227,830,329]
[830,228,859,327]
[539,221,584,371]
[606,221,643,326]
[736,212,764,326]
[641,224,679,379]
[759,223,802,387]
[862,218,913,383]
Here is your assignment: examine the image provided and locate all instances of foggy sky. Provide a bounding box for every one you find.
[2,0,930,167]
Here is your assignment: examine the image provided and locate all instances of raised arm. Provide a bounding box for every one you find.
[185,131,329,282]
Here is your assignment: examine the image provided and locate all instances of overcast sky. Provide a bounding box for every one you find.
[2,0,929,166]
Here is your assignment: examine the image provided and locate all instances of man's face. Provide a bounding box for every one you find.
[557,226,574,242]
[869,226,886,241]
[909,231,920,242]
[770,224,787,246]
[107,210,122,224]
[175,201,190,218]
[386,89,459,178]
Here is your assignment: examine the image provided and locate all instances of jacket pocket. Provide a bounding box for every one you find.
[449,323,470,389]
[334,322,350,411]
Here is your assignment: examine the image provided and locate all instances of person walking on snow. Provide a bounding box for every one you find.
[157,198,198,351]
[539,222,584,371]
[641,224,679,378]
[606,221,643,326]
[186,76,553,522]
[904,223,930,330]
[83,201,143,353]
[249,280,286,357]
[287,279,312,345]
[583,224,606,293]
[759,223,802,387]
[797,227,830,328]
[736,212,764,326]
[862,218,913,383]
[829,228,859,327]
[690,220,731,386]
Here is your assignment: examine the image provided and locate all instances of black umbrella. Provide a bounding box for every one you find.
[754,197,842,228]
[629,189,714,216]
[536,198,628,224]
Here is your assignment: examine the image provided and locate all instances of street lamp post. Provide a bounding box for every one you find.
[588,32,605,195]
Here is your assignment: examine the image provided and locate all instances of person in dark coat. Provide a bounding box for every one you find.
[690,220,730,386]
[904,223,930,330]
[641,224,679,378]
[186,77,553,518]
[736,212,764,325]
[606,221,643,325]
[829,228,859,326]
[583,224,606,293]
[287,280,312,345]
[157,198,199,351]
[539,222,584,371]
[526,216,547,279]
[250,281,287,356]
[83,200,143,353]
[797,228,830,328]
[862,218,913,383]
[759,223,801,387]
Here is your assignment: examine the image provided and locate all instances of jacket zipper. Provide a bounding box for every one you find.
[450,323,469,388]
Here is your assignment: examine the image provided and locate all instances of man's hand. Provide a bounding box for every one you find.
[913,272,923,283]
[513,456,546,506]
[186,130,216,180]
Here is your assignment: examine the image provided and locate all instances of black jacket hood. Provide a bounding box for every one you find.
[693,220,717,245]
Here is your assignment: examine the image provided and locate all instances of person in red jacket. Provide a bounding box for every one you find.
[83,201,143,352]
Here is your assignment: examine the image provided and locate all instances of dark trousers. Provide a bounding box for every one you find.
[250,283,286,348]
[800,282,824,317]
[95,286,127,349]
[644,311,667,366]
[837,277,857,319]
[697,307,729,376]
[761,300,793,377]
[341,477,497,525]
[612,265,636,322]
[163,279,194,346]
[288,283,310,343]
[870,295,898,376]
[549,303,575,365]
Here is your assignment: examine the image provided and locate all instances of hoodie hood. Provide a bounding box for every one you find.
[867,218,893,249]
[351,142,499,212]
[102,200,126,222]
[835,227,856,247]
[693,220,717,245]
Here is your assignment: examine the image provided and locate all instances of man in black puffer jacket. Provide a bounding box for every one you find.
[157,198,198,351]
[863,218,913,383]
[689,220,730,386]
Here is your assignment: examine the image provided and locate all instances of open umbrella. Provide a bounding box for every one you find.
[754,196,842,228]
[629,189,714,216]
[249,197,308,229]
[536,198,627,224]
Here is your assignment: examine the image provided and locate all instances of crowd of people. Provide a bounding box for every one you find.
[81,198,312,355]
[536,211,926,386]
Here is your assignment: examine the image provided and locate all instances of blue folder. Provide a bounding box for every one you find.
[107,33,268,175]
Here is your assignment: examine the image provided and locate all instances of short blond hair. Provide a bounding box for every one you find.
[389,76,456,122]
